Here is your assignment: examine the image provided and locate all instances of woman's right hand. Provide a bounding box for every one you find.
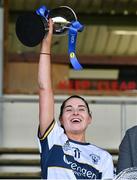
[41,19,54,53]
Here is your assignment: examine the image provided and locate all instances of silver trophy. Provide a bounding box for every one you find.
[16,5,84,70]
[115,167,137,180]
[16,6,79,47]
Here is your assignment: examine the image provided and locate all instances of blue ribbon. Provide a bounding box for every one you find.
[36,6,84,70]
[68,21,84,70]
[36,5,49,19]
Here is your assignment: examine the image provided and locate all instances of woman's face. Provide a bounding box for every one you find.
[60,97,92,134]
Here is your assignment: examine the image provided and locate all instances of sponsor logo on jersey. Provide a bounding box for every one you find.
[63,140,71,151]
[63,154,101,179]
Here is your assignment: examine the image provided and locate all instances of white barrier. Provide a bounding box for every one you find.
[0,95,137,149]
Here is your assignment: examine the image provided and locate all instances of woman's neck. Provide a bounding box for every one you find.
[66,132,86,143]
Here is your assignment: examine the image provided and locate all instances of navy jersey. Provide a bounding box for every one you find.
[38,120,114,179]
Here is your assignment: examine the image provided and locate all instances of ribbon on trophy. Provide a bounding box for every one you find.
[36,5,49,21]
[68,21,84,70]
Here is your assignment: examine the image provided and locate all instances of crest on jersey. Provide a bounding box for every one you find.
[89,154,100,165]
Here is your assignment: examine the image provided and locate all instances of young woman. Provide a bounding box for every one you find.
[37,19,114,179]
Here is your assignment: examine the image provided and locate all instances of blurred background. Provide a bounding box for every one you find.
[0,0,137,178]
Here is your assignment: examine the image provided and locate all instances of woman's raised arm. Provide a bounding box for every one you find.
[38,19,54,136]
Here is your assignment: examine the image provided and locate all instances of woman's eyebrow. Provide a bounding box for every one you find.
[78,105,86,108]
[64,105,72,109]
[64,105,86,109]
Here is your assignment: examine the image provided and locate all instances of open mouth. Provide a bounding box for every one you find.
[71,118,82,123]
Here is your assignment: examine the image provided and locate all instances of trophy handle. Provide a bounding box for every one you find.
[48,6,77,35]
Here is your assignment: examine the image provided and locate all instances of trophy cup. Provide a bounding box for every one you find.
[114,167,137,179]
[15,5,84,70]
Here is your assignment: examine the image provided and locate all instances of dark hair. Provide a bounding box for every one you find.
[59,95,91,119]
